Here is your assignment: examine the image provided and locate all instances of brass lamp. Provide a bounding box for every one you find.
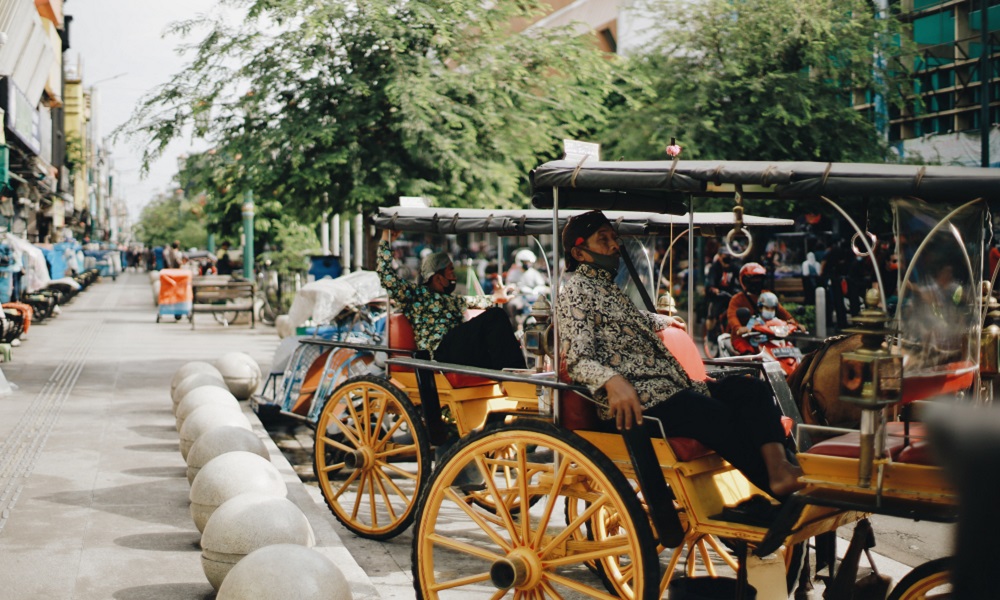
[839,288,902,487]
[981,289,1000,379]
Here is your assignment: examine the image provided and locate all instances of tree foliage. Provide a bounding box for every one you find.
[121,0,628,223]
[600,0,914,164]
[134,191,208,249]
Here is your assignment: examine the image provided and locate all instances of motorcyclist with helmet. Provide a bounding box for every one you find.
[703,247,740,355]
[505,248,549,322]
[727,262,799,355]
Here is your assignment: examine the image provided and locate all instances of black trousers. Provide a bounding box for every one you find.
[644,376,786,497]
[434,307,526,370]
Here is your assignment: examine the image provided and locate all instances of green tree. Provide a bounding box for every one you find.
[601,0,914,164]
[121,0,627,223]
[134,191,208,249]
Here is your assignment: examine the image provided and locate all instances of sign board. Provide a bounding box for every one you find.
[563,139,601,163]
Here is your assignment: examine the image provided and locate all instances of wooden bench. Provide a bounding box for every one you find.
[773,276,805,304]
[190,279,256,329]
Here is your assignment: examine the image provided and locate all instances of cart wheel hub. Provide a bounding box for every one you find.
[344,447,373,470]
[490,548,541,590]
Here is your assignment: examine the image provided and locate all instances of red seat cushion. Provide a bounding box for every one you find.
[896,440,935,465]
[901,360,976,404]
[667,438,713,461]
[807,429,908,459]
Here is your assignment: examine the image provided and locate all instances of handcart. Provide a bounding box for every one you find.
[404,158,1000,599]
[251,270,388,425]
[156,268,193,323]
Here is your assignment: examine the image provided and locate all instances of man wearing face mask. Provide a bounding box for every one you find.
[557,211,803,499]
[727,262,798,354]
[376,230,526,372]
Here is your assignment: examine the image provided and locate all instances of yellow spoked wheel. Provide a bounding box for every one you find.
[411,420,659,600]
[468,443,546,515]
[887,558,951,600]
[313,375,430,540]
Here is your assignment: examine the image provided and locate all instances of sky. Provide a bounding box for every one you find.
[65,1,227,218]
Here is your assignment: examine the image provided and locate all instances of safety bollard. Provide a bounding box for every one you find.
[186,426,269,484]
[172,373,228,414]
[215,352,263,400]
[175,386,240,432]
[217,544,350,599]
[179,404,251,460]
[189,451,287,533]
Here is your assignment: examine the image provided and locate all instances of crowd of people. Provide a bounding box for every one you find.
[120,240,240,275]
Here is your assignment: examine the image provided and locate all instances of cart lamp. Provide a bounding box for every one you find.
[523,295,552,361]
[839,288,901,487]
[981,294,1000,378]
[656,292,679,317]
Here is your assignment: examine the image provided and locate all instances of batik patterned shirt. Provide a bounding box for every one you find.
[376,240,492,354]
[557,263,709,419]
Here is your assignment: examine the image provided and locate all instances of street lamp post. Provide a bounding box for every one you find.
[242,190,255,279]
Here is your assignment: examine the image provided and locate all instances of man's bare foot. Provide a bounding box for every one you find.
[769,462,805,497]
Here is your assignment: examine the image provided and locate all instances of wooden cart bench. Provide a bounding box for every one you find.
[190,279,255,329]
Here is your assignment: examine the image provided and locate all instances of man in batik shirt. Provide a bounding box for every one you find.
[556,211,803,498]
[377,229,525,370]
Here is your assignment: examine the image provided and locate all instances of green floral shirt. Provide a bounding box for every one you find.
[556,263,708,419]
[376,240,493,354]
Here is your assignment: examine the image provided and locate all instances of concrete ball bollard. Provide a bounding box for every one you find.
[178,404,251,461]
[217,544,350,600]
[189,451,287,533]
[214,352,263,400]
[200,494,316,590]
[175,386,240,432]
[186,426,269,484]
[275,315,294,339]
[171,361,224,397]
[172,373,228,414]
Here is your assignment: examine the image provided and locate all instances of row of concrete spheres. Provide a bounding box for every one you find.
[171,355,351,599]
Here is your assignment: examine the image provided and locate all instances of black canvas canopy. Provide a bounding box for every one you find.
[374,206,792,236]
[530,159,1000,211]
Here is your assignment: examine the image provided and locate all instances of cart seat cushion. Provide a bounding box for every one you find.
[896,440,935,465]
[657,327,708,382]
[901,360,975,404]
[805,430,906,459]
[387,311,495,387]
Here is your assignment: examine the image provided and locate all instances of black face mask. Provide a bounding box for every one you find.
[440,279,457,295]
[585,252,620,276]
[746,281,764,295]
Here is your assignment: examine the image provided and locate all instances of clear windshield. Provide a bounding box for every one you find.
[894,197,984,377]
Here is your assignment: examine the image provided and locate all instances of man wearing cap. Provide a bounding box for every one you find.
[377,230,526,371]
[556,210,803,498]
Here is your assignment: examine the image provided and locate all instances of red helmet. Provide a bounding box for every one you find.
[739,262,767,292]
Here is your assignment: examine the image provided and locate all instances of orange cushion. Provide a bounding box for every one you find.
[387,311,494,387]
[657,327,708,382]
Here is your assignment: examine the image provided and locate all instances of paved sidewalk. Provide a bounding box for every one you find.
[0,272,379,599]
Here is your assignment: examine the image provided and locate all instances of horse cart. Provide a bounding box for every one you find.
[293,206,790,542]
[403,159,1000,599]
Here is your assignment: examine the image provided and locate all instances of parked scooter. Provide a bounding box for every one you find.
[718,306,805,376]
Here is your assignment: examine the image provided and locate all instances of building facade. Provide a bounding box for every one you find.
[0,0,119,243]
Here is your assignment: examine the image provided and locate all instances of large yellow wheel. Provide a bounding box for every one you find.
[313,375,430,540]
[411,420,660,599]
[887,558,951,600]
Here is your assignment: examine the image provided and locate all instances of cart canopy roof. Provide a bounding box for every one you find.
[529,160,1000,211]
[375,206,792,236]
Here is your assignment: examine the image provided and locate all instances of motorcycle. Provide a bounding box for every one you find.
[718,309,805,376]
